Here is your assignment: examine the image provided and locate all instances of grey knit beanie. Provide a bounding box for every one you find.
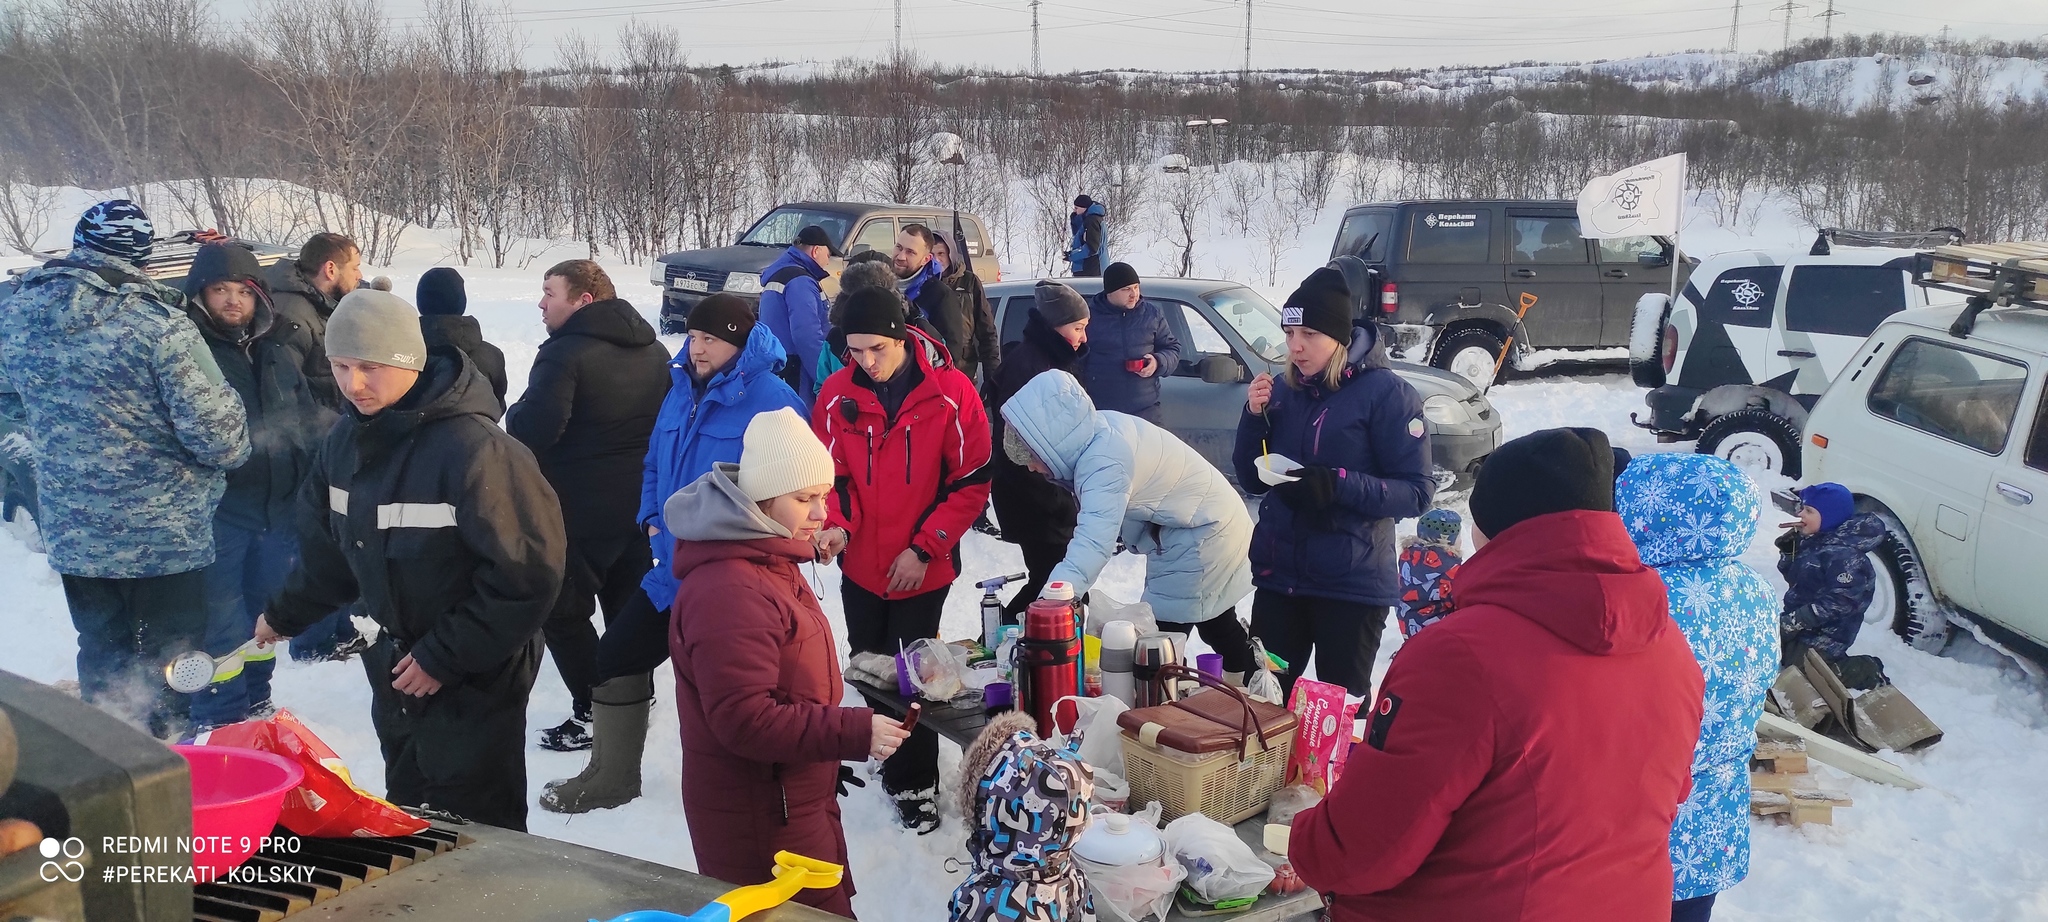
[328,289,427,371]
[1033,280,1089,328]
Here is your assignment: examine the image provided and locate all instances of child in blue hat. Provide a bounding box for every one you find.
[1776,482,1887,666]
[1396,508,1465,638]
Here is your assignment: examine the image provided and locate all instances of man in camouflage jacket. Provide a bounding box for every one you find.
[0,201,250,736]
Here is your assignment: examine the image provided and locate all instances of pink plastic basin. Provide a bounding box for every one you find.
[173,744,305,877]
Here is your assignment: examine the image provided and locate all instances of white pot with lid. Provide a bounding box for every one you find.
[1074,812,1164,866]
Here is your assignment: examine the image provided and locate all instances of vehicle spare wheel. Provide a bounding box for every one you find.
[1431,327,1508,387]
[1696,408,1803,480]
[1628,293,1672,389]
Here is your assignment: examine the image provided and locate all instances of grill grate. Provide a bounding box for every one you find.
[192,824,472,922]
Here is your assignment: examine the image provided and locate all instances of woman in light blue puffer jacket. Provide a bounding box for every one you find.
[1001,369,1257,673]
[1616,452,1780,922]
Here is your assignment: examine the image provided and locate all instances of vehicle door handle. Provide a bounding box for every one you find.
[1603,268,1629,279]
[1776,349,1817,358]
[1512,269,1537,278]
[1997,483,2034,505]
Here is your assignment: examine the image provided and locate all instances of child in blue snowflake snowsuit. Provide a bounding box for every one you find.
[1777,482,1886,665]
[1396,508,1464,637]
[1617,453,1779,920]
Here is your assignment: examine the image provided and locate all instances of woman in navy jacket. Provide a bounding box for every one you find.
[1232,268,1435,697]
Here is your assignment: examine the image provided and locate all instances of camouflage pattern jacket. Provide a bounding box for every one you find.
[0,250,250,578]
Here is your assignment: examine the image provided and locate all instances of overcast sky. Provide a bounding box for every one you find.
[220,0,2048,72]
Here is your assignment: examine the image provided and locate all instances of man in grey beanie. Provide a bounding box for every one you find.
[256,288,568,831]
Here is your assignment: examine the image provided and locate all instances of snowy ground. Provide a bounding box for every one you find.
[4,186,2047,918]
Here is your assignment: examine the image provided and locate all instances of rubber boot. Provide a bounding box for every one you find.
[539,672,654,814]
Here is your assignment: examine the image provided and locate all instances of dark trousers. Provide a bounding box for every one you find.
[1672,893,1716,922]
[61,569,208,736]
[191,521,292,728]
[288,605,360,662]
[365,634,540,832]
[843,580,950,796]
[542,530,654,714]
[1249,591,1390,699]
[1156,607,1259,676]
[594,588,670,684]
[1000,538,1071,622]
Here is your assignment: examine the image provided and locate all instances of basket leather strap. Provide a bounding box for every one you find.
[1156,664,1271,762]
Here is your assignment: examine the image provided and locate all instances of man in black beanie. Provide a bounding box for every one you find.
[1467,427,1616,544]
[416,267,508,407]
[1067,195,1105,277]
[1079,262,1181,424]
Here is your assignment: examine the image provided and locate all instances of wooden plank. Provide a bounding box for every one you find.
[1758,712,1926,790]
[1750,770,1818,795]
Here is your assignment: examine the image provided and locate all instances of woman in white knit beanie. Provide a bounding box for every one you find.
[661,407,909,917]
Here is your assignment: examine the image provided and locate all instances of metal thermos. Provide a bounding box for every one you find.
[1099,620,1139,707]
[1022,582,1082,736]
[1132,632,1183,708]
[977,571,1027,650]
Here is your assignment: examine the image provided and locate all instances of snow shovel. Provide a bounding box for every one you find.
[164,637,276,694]
[592,851,845,922]
[1800,648,1942,754]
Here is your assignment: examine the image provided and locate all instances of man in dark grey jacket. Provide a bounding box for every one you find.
[1079,262,1181,424]
[265,232,362,409]
[257,289,566,832]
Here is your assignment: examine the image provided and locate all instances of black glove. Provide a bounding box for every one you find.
[1774,528,1801,556]
[1273,465,1337,512]
[1781,603,1821,633]
[836,764,865,797]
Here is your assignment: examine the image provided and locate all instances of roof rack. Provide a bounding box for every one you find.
[1810,226,1964,256]
[1913,242,2048,337]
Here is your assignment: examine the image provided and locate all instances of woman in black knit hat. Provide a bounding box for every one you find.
[1229,267,1438,698]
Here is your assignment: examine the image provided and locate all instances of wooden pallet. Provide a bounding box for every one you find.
[1750,738,1854,826]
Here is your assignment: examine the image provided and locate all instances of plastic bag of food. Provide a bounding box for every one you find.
[1086,592,1159,637]
[1053,694,1130,781]
[1263,783,1323,827]
[1076,803,1184,922]
[1161,812,1277,904]
[902,637,971,701]
[1287,677,1359,793]
[198,709,429,838]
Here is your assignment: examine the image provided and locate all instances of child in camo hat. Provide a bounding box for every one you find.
[1397,508,1465,638]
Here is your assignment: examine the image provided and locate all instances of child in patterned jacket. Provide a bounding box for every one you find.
[1396,508,1465,637]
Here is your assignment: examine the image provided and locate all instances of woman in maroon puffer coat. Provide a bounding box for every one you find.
[667,408,910,917]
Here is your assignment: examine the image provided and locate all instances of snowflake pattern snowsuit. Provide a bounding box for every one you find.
[1396,540,1462,637]
[1616,453,1779,902]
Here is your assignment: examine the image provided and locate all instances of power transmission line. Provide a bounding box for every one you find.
[1771,0,1803,51]
[1242,0,1252,81]
[1728,0,1742,53]
[1817,0,1840,41]
[1031,0,1041,73]
[895,0,903,57]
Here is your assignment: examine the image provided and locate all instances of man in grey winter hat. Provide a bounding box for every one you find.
[257,286,568,831]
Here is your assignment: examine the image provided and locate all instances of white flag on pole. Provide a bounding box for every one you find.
[1576,153,1686,238]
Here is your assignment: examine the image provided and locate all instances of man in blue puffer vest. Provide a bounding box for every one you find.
[541,293,807,815]
[1066,195,1105,277]
[758,225,834,396]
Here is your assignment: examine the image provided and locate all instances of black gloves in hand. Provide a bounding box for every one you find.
[836,764,865,797]
[1774,528,1801,556]
[1273,465,1337,511]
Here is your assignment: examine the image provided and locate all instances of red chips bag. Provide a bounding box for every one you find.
[199,710,429,838]
[1285,678,1359,794]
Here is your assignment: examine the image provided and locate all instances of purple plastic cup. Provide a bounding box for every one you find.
[983,681,1013,710]
[1196,652,1225,678]
[896,652,917,696]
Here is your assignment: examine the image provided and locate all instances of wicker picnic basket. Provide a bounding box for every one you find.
[1116,665,1296,824]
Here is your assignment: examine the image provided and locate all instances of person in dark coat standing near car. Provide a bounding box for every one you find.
[893,224,976,378]
[266,232,362,408]
[990,281,1090,620]
[759,225,835,396]
[506,260,671,753]
[813,286,992,834]
[1080,262,1181,425]
[931,235,1000,386]
[416,267,508,409]
[1232,268,1435,698]
[181,242,336,731]
[256,288,566,831]
[1066,196,1105,278]
[1289,428,1704,922]
[669,408,908,919]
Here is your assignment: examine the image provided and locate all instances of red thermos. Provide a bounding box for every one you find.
[1021,582,1082,736]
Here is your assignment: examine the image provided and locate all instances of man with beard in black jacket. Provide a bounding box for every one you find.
[505,260,671,753]
[256,289,566,832]
[266,232,362,408]
[416,267,508,409]
[894,224,973,368]
[990,280,1091,619]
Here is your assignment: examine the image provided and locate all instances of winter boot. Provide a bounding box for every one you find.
[891,786,941,835]
[538,703,594,752]
[539,673,653,814]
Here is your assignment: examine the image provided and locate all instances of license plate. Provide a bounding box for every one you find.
[672,277,708,292]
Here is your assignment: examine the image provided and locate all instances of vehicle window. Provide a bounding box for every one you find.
[1205,287,1287,365]
[959,217,988,257]
[1867,338,2028,454]
[1405,209,1490,264]
[2027,386,2048,474]
[999,296,1028,346]
[1334,210,1394,261]
[740,207,854,247]
[1786,265,1907,337]
[1153,300,1225,376]
[1598,235,1661,264]
[1509,216,1588,264]
[1698,265,1781,329]
[848,220,896,256]
[1181,304,1232,356]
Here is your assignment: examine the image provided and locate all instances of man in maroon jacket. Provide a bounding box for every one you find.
[1291,428,1704,921]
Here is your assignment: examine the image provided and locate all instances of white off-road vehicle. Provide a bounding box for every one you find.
[1630,229,1965,480]
[1802,243,2048,666]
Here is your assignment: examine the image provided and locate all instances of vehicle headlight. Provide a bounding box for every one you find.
[1422,394,1469,425]
[649,261,665,287]
[724,272,763,294]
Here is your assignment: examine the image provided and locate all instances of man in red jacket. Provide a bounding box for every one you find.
[1291,428,1704,921]
[812,285,992,833]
